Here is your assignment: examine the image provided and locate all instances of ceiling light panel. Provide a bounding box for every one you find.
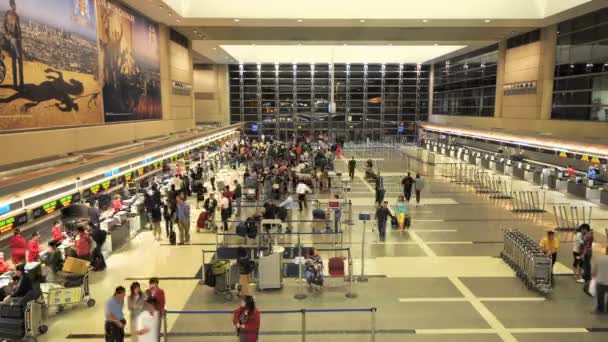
[172,0,591,19]
[218,45,465,64]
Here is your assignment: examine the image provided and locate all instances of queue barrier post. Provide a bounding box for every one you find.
[359,219,368,282]
[301,309,307,342]
[163,311,168,342]
[345,248,358,299]
[294,228,307,300]
[371,307,377,342]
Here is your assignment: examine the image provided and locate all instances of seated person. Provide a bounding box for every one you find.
[305,248,324,288]
[3,264,32,302]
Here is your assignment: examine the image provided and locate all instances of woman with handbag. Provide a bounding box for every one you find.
[233,296,260,342]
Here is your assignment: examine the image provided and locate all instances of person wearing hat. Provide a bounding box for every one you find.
[539,230,560,266]
[27,232,40,263]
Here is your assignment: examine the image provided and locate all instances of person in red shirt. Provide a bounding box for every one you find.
[566,165,575,178]
[0,252,11,274]
[146,277,166,332]
[27,232,40,263]
[233,295,261,342]
[74,226,91,261]
[112,195,122,213]
[9,229,26,265]
[51,221,64,243]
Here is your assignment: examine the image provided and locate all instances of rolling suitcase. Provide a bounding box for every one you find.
[0,298,25,319]
[328,257,345,276]
[169,230,177,245]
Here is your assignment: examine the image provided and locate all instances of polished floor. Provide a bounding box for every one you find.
[41,146,608,341]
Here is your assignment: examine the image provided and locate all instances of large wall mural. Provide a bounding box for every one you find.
[97,0,161,123]
[0,0,163,131]
[0,0,103,130]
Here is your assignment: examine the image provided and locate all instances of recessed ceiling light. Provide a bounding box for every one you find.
[360,19,365,23]
[343,43,348,46]
[434,43,438,46]
[298,43,302,46]
[234,19,240,22]
[176,19,181,23]
[484,19,491,23]
[297,19,303,22]
[168,13,172,16]
[422,19,429,23]
[251,43,255,46]
[159,6,163,9]
[212,47,217,50]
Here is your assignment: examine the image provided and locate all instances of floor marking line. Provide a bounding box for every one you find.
[356,174,376,193]
[409,231,437,257]
[449,276,517,342]
[398,297,545,303]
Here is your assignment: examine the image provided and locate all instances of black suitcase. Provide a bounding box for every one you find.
[236,222,248,237]
[0,317,24,330]
[0,299,24,319]
[0,327,24,339]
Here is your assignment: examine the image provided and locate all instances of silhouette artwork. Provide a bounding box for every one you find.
[0,68,98,113]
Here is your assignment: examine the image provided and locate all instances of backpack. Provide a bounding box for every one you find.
[236,222,248,237]
[204,267,216,287]
[246,220,258,239]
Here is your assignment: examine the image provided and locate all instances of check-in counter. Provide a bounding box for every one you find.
[495,160,505,174]
[533,171,542,185]
[481,156,490,169]
[567,180,601,200]
[513,163,526,179]
[524,167,535,183]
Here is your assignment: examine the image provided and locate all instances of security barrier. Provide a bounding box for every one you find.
[500,229,552,294]
[162,307,378,342]
[552,204,592,232]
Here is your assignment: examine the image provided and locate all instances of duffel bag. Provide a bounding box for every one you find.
[211,259,230,275]
[312,209,325,220]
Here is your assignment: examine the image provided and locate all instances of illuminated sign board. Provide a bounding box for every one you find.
[84,179,117,198]
[136,168,145,177]
[59,192,81,208]
[0,204,10,216]
[0,212,28,233]
[32,200,60,219]
[123,171,133,183]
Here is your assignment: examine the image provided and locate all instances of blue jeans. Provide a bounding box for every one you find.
[306,270,323,286]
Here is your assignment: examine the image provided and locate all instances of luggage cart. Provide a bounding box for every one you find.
[0,298,48,342]
[43,272,95,313]
[500,229,552,294]
[214,263,240,301]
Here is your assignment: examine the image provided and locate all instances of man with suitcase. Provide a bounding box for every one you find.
[348,157,357,179]
[375,201,394,242]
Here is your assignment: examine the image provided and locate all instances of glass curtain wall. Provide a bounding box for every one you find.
[552,7,608,121]
[229,63,429,142]
[432,45,499,117]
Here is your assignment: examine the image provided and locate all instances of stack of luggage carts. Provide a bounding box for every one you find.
[500,229,552,294]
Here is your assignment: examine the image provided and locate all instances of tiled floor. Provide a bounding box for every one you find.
[41,146,608,341]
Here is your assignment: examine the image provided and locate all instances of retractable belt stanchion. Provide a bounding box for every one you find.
[358,212,371,282]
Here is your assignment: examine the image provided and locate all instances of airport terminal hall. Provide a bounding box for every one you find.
[3,0,608,341]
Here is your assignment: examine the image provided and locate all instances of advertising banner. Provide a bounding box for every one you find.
[0,0,103,130]
[97,0,161,122]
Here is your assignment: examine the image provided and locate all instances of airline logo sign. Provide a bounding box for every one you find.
[559,152,568,158]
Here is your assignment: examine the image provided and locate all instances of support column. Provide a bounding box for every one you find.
[539,25,558,120]
[494,40,507,118]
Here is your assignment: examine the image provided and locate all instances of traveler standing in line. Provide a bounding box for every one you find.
[580,224,594,294]
[105,286,127,342]
[75,226,91,262]
[233,296,261,342]
[150,200,162,241]
[91,227,107,271]
[233,180,243,217]
[27,232,40,262]
[375,172,385,206]
[237,247,253,297]
[161,202,173,239]
[220,191,231,232]
[591,249,608,313]
[128,282,145,342]
[176,194,191,245]
[348,156,357,179]
[173,174,183,192]
[135,297,159,342]
[42,241,62,282]
[375,201,394,242]
[573,226,585,282]
[146,278,166,334]
[414,173,425,206]
[9,229,26,264]
[296,180,312,211]
[401,172,414,202]
[209,166,216,191]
